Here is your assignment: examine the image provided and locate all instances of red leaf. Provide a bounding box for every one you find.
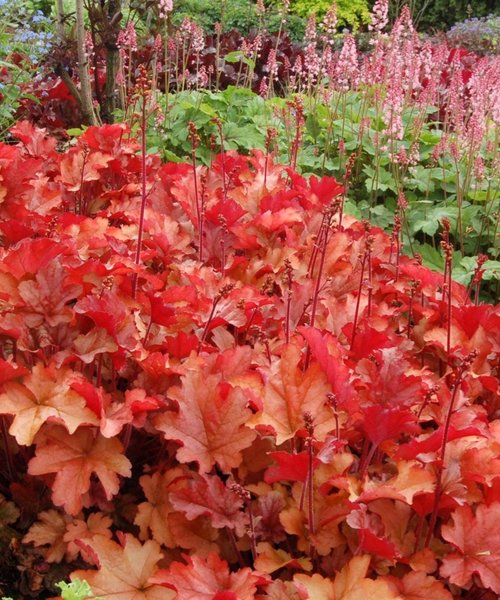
[169,473,248,536]
[151,553,267,600]
[361,405,419,446]
[440,502,500,594]
[265,451,315,484]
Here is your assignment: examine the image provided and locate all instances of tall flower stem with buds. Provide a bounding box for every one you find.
[424,351,478,548]
[188,121,202,260]
[132,68,150,300]
[350,228,374,351]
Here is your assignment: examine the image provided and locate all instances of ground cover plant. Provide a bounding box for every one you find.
[0,1,499,598]
[0,118,499,599]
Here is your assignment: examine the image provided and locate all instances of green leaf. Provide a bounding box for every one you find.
[56,579,104,600]
[223,51,256,69]
[415,243,444,272]
[66,128,85,137]
[467,189,491,202]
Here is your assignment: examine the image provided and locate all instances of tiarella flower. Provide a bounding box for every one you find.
[334,34,359,92]
[322,2,338,43]
[191,23,205,54]
[266,49,279,81]
[369,0,388,34]
[159,0,173,19]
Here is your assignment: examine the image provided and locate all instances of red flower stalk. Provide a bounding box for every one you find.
[188,121,202,260]
[230,483,257,563]
[212,117,228,201]
[302,411,316,554]
[132,67,151,300]
[283,258,293,344]
[425,350,478,547]
[289,96,304,172]
[466,254,488,305]
[198,283,235,350]
[350,228,374,351]
[264,127,277,188]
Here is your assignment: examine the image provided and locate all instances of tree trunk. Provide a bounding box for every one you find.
[75,0,99,125]
[102,0,123,123]
[55,0,65,43]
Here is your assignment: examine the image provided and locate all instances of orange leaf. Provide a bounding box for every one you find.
[63,512,113,563]
[0,363,99,446]
[154,369,256,473]
[293,573,334,600]
[135,468,217,551]
[28,425,131,515]
[333,555,400,599]
[356,461,436,505]
[255,542,312,574]
[23,509,71,563]
[249,344,331,444]
[71,533,171,599]
[440,502,500,594]
[59,149,113,191]
[383,571,453,600]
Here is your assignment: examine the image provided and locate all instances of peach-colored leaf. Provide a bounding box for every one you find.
[134,468,218,550]
[249,344,331,444]
[383,571,453,600]
[71,533,171,599]
[255,542,312,574]
[154,369,256,473]
[356,461,436,505]
[23,509,71,563]
[64,512,113,563]
[0,363,98,446]
[293,573,334,600]
[169,473,248,536]
[28,425,131,515]
[333,555,400,599]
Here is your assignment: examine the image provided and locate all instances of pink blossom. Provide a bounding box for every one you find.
[334,34,359,92]
[322,2,338,44]
[159,0,173,19]
[259,76,269,98]
[369,0,388,34]
[266,49,279,83]
[191,23,205,54]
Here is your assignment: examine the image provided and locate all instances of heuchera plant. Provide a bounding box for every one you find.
[0,121,499,599]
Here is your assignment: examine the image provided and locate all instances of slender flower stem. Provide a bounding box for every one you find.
[132,72,149,300]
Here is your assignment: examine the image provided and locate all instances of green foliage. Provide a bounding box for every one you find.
[447,14,500,54]
[0,20,41,139]
[290,0,371,30]
[56,579,103,600]
[1,579,102,600]
[170,0,307,38]
[146,87,499,297]
[392,0,500,32]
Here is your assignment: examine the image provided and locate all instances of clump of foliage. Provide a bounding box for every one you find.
[0,0,55,138]
[446,13,500,54]
[407,0,499,32]
[0,120,499,598]
[290,0,371,31]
